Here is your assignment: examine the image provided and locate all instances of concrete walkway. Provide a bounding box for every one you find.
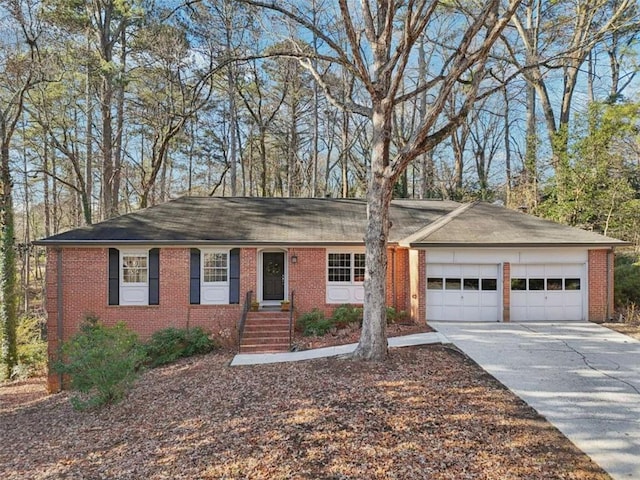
[230,331,447,366]
[432,322,640,480]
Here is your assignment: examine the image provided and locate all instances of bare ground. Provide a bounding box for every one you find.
[0,345,609,480]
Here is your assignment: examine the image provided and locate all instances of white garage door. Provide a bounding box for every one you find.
[510,264,585,321]
[427,264,500,321]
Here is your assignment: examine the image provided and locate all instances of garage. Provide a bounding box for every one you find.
[426,264,500,321]
[408,202,622,324]
[510,264,585,321]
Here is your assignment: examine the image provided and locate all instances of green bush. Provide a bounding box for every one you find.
[54,318,146,410]
[143,327,215,367]
[331,304,363,328]
[297,309,335,336]
[14,314,47,378]
[615,253,640,308]
[386,306,408,324]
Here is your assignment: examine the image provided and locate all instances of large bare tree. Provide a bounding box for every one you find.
[242,0,520,360]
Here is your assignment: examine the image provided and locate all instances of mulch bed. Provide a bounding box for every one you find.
[293,321,434,350]
[0,345,609,479]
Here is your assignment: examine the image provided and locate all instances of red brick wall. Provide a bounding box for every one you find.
[386,248,410,314]
[45,245,413,391]
[588,249,613,322]
[240,248,258,303]
[418,250,426,322]
[502,262,511,322]
[288,248,327,315]
[289,247,411,317]
[45,247,245,392]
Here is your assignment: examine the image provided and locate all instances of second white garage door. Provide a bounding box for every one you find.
[510,264,585,321]
[426,264,500,321]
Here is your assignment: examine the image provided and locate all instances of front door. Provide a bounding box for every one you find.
[262,252,285,301]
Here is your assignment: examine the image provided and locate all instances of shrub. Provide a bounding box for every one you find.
[14,314,47,378]
[144,327,216,367]
[331,304,363,328]
[386,306,408,324]
[615,253,640,308]
[54,318,146,410]
[297,309,335,336]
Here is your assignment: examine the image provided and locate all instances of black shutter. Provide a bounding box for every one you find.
[148,248,160,305]
[108,248,119,305]
[229,248,240,304]
[190,248,201,304]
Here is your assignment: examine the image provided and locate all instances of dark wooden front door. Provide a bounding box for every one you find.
[263,252,285,300]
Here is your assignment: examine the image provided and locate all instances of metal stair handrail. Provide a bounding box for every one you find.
[238,290,253,350]
[288,290,295,351]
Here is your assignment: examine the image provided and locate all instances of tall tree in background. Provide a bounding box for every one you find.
[237,56,289,196]
[244,0,520,360]
[539,102,640,240]
[41,0,142,219]
[510,0,638,207]
[0,0,40,378]
[87,0,139,218]
[131,20,219,208]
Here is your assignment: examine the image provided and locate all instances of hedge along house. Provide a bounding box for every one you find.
[37,197,625,391]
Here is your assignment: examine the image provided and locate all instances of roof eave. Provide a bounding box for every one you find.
[34,239,394,247]
[409,241,630,248]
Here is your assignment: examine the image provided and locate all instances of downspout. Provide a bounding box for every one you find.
[391,247,397,310]
[56,247,64,389]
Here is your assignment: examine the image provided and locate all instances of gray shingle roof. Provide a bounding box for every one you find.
[35,197,461,246]
[35,197,626,247]
[409,202,627,247]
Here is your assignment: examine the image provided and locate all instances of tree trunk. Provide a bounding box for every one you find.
[85,29,93,224]
[353,104,392,361]
[43,138,51,237]
[227,59,237,196]
[340,109,349,198]
[51,140,59,233]
[524,77,537,209]
[0,137,18,379]
[503,87,512,206]
[260,128,267,196]
[21,119,30,314]
[100,78,114,218]
[311,3,320,197]
[111,26,127,217]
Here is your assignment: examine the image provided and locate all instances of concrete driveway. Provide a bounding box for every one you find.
[431,322,640,480]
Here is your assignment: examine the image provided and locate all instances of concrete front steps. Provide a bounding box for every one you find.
[240,310,292,353]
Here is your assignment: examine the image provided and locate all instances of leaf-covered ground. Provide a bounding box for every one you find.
[0,345,610,480]
[294,321,433,350]
[603,322,640,340]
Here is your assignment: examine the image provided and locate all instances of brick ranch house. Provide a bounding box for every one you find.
[36,197,625,391]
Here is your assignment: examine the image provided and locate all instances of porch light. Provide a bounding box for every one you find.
[291,255,298,264]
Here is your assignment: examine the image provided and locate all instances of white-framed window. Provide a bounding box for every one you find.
[119,249,150,306]
[121,251,148,285]
[202,251,229,283]
[327,252,365,284]
[326,249,365,304]
[200,249,230,304]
